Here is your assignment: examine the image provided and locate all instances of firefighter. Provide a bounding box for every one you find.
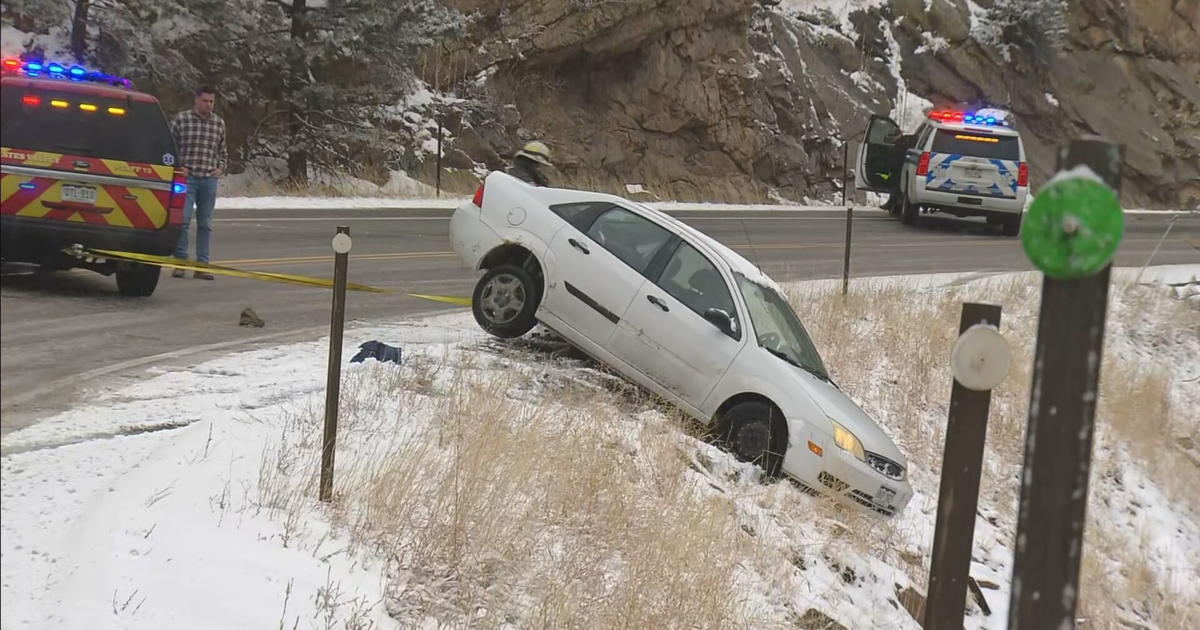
[507,140,552,187]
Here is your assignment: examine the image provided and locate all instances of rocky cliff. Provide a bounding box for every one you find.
[427,0,1199,208]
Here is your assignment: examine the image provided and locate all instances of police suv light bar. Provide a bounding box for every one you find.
[928,108,1012,128]
[1,58,133,89]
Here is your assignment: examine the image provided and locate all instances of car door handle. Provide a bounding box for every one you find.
[568,238,590,254]
[646,295,669,312]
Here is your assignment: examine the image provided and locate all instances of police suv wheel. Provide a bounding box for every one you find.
[900,192,919,226]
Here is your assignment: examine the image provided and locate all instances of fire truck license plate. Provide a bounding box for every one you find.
[61,185,97,205]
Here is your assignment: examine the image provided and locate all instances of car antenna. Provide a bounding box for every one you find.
[739,218,763,272]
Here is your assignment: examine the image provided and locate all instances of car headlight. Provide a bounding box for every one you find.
[830,420,866,462]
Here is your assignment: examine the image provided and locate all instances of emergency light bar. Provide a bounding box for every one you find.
[928,109,1012,128]
[1,58,133,89]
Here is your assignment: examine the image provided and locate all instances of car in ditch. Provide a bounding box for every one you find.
[449,171,913,516]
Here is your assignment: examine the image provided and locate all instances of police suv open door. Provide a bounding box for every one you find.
[854,115,902,193]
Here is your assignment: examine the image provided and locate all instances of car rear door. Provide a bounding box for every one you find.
[0,85,185,247]
[541,203,675,349]
[924,129,1021,198]
[854,115,903,193]
[608,239,745,410]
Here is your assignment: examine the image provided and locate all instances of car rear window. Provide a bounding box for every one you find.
[0,87,177,165]
[931,129,1019,160]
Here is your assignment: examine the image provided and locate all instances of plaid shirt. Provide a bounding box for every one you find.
[171,109,228,177]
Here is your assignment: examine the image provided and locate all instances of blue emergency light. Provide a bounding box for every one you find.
[1,57,133,89]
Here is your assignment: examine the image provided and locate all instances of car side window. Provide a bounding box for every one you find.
[656,242,739,337]
[549,201,614,232]
[916,124,934,149]
[585,207,673,276]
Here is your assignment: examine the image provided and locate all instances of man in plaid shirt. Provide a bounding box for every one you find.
[171,85,228,279]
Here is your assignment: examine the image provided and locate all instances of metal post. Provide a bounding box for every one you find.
[319,225,351,503]
[842,206,853,296]
[841,140,849,207]
[925,302,1003,630]
[435,115,443,199]
[1008,139,1123,629]
[841,139,853,296]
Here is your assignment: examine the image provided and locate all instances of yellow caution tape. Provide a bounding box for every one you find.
[77,247,476,306]
[87,248,392,293]
[405,293,473,307]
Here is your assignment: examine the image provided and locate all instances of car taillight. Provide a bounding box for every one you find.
[916,152,931,177]
[472,184,485,207]
[1018,162,1029,187]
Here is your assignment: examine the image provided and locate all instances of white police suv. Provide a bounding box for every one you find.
[855,108,1029,235]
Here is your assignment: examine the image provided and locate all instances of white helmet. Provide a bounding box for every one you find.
[515,140,552,166]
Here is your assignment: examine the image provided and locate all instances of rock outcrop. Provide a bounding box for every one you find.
[429,0,1199,208]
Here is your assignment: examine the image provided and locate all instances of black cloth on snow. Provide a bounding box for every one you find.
[350,340,403,364]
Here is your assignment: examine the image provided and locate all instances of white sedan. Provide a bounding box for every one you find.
[449,172,913,516]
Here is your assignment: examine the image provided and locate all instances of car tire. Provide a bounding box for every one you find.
[116,263,161,297]
[472,264,540,338]
[899,191,919,226]
[721,401,785,477]
[1001,213,1022,237]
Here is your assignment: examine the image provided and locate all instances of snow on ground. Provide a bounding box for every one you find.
[1,266,1197,629]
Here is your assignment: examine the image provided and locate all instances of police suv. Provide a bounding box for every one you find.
[855,108,1028,235]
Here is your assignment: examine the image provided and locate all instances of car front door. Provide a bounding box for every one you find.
[855,115,903,193]
[542,204,674,349]
[608,240,746,410]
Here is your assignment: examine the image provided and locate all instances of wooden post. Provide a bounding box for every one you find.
[1008,139,1123,629]
[319,225,351,502]
[925,302,1002,630]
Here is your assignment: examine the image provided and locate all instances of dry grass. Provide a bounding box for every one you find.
[794,274,1199,629]
[257,348,763,628]
[253,274,1197,628]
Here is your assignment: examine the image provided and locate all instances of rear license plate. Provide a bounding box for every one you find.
[963,167,983,179]
[874,485,896,506]
[61,184,97,205]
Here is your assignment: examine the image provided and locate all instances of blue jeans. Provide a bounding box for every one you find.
[174,175,219,263]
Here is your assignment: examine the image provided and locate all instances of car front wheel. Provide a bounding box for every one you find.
[472,264,540,338]
[721,401,785,477]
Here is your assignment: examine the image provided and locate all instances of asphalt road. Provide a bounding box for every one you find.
[2,205,1196,437]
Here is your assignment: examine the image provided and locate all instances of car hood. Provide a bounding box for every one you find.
[797,372,906,465]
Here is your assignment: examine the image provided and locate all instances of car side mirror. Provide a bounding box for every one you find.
[704,308,738,336]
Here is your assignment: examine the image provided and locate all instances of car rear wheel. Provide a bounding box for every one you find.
[900,191,919,226]
[721,401,785,477]
[472,264,540,338]
[116,262,161,297]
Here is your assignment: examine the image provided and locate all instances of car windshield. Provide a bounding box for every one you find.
[735,273,830,382]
